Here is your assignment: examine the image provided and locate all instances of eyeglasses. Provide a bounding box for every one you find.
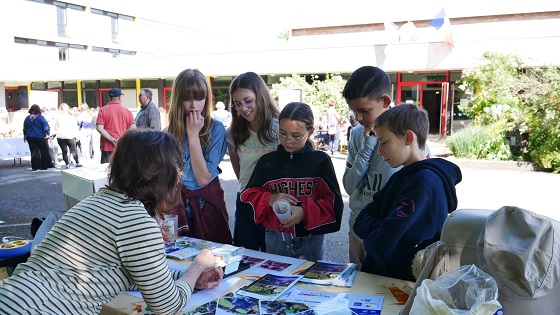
[280,133,308,142]
[138,94,146,98]
[232,98,255,110]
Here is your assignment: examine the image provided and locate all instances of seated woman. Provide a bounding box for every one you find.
[0,129,223,314]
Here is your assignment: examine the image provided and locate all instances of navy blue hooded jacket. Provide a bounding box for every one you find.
[354,158,462,281]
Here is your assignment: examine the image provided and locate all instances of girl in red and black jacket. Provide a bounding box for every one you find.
[240,102,343,261]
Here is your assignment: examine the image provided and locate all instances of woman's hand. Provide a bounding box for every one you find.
[280,205,304,228]
[191,249,216,271]
[268,193,298,207]
[185,111,204,139]
[194,267,223,289]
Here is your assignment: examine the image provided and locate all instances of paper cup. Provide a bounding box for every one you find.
[163,214,178,242]
[273,199,291,221]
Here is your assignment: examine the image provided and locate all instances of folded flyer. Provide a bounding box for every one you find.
[236,274,303,301]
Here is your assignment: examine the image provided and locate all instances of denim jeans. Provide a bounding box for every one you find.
[265,228,325,261]
[233,193,266,251]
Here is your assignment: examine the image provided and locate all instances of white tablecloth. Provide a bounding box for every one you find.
[0,137,30,159]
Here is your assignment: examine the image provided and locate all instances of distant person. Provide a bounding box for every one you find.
[0,129,223,314]
[96,88,136,163]
[55,103,82,168]
[77,103,94,161]
[241,102,343,261]
[353,104,461,281]
[167,69,231,244]
[136,88,161,130]
[342,66,431,269]
[227,71,280,252]
[211,101,232,129]
[325,101,340,155]
[22,104,54,171]
[42,106,59,165]
[346,112,358,142]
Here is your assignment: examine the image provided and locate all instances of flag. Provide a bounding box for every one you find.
[429,8,454,48]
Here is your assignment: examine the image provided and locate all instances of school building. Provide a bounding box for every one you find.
[1,0,560,136]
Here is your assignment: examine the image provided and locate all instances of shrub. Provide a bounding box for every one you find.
[446,123,511,160]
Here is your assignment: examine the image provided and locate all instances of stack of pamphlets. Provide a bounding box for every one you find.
[166,236,245,262]
[300,261,358,287]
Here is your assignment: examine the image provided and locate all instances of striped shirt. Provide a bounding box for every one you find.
[0,188,191,315]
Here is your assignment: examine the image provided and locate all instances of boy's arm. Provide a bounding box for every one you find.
[342,126,377,195]
[355,173,447,264]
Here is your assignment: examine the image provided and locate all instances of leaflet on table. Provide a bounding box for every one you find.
[301,261,358,286]
[215,292,260,315]
[236,273,304,301]
[165,237,221,259]
[286,288,384,315]
[123,275,241,311]
[238,250,307,276]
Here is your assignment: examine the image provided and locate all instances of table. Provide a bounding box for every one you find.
[61,163,109,210]
[100,250,415,315]
[0,137,30,166]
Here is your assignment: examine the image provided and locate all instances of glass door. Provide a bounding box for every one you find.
[399,83,421,107]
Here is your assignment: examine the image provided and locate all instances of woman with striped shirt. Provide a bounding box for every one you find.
[0,129,223,315]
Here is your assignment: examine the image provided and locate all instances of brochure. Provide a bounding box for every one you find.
[236,274,304,301]
[260,299,316,315]
[239,251,306,276]
[185,300,217,315]
[301,261,358,286]
[286,288,384,315]
[216,292,260,315]
[166,237,223,260]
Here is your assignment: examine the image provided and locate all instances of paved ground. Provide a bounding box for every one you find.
[1,139,558,263]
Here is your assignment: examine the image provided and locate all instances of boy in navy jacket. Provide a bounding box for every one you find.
[353,104,461,281]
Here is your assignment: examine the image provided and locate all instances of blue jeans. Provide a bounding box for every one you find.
[265,228,325,261]
[233,193,266,251]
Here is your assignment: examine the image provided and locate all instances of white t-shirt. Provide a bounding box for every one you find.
[227,119,279,192]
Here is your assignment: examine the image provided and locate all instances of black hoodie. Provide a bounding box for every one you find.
[354,158,462,281]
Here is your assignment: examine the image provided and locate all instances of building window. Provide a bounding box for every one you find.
[57,6,68,37]
[59,48,69,61]
[111,17,119,42]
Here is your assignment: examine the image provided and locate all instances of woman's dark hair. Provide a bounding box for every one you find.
[279,102,315,149]
[28,104,42,115]
[108,129,183,217]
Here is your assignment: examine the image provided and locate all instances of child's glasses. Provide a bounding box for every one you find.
[233,98,255,110]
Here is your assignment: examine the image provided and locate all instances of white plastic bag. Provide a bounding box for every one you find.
[410,265,503,315]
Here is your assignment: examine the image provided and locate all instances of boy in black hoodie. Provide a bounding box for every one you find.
[353,104,462,281]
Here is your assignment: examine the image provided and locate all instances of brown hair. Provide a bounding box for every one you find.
[167,69,214,147]
[228,72,279,150]
[108,129,183,216]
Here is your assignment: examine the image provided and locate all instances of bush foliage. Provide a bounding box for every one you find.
[457,52,560,171]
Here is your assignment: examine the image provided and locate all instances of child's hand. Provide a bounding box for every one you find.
[268,193,298,207]
[280,205,304,228]
[185,110,204,139]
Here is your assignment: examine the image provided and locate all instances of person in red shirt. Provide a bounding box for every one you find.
[96,88,136,163]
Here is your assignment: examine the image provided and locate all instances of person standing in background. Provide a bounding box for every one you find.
[96,88,136,163]
[227,72,280,252]
[55,103,82,169]
[167,68,231,244]
[325,101,340,155]
[211,101,232,129]
[23,104,54,171]
[77,103,94,162]
[42,106,59,165]
[136,88,161,130]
